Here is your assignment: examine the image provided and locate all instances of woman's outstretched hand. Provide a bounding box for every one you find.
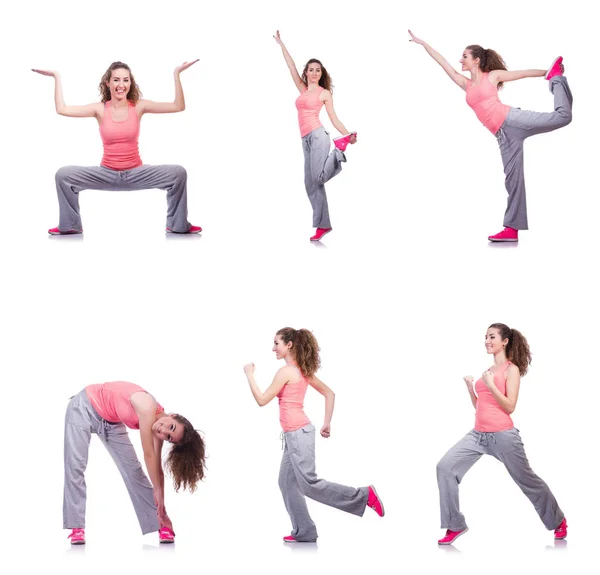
[175,60,199,74]
[243,363,255,376]
[408,30,425,46]
[273,30,284,46]
[32,69,58,77]
[320,424,330,438]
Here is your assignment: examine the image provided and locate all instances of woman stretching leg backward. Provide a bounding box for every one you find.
[274,31,358,242]
[409,31,572,242]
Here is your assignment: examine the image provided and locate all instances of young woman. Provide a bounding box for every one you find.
[274,31,358,242]
[436,324,567,545]
[63,381,206,545]
[408,31,573,242]
[32,61,202,235]
[243,327,384,542]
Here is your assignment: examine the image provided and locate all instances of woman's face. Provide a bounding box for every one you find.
[305,63,323,85]
[459,50,478,72]
[152,414,184,443]
[273,334,292,360]
[106,67,131,101]
[485,328,508,355]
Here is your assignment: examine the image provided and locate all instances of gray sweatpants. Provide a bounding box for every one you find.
[496,75,573,230]
[63,390,159,534]
[436,428,564,532]
[302,127,346,229]
[279,423,369,542]
[55,164,192,233]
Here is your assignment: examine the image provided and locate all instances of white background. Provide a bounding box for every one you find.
[2,0,599,574]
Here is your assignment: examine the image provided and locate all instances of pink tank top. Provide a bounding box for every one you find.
[465,73,510,135]
[277,366,311,432]
[85,381,164,429]
[100,102,143,171]
[296,86,324,138]
[474,362,514,432]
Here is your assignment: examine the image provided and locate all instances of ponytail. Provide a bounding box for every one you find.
[488,323,532,375]
[276,327,321,377]
[466,45,508,88]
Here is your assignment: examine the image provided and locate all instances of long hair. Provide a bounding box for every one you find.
[277,327,321,378]
[466,45,508,89]
[488,323,532,376]
[301,59,333,92]
[98,61,142,104]
[164,414,206,493]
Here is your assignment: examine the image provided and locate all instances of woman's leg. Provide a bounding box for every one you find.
[279,438,318,541]
[55,166,119,231]
[286,424,369,517]
[496,76,573,231]
[302,128,345,229]
[97,423,160,535]
[63,391,95,529]
[123,165,192,233]
[496,131,528,231]
[491,429,564,530]
[436,431,485,531]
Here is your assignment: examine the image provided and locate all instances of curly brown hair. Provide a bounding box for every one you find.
[164,414,206,493]
[98,61,142,104]
[488,323,532,376]
[466,45,508,89]
[301,59,333,92]
[277,327,321,378]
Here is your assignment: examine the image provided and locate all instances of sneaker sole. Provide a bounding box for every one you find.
[283,538,317,543]
[70,541,85,545]
[545,57,562,80]
[488,238,518,242]
[166,229,202,234]
[369,485,385,517]
[159,540,175,544]
[49,231,82,236]
[438,527,469,545]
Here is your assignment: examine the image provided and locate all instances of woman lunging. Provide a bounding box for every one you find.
[436,324,567,545]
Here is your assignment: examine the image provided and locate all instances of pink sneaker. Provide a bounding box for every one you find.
[48,227,82,235]
[68,528,85,545]
[545,56,564,81]
[283,535,297,542]
[438,527,468,545]
[333,132,357,152]
[554,518,568,540]
[310,227,332,241]
[367,485,385,517]
[488,227,518,242]
[159,526,175,544]
[166,224,202,234]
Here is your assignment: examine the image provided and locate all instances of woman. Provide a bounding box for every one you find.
[32,61,202,235]
[63,381,206,545]
[274,31,358,242]
[436,324,567,545]
[408,31,573,242]
[243,327,384,542]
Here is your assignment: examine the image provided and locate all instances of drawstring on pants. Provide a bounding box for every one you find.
[476,432,497,447]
